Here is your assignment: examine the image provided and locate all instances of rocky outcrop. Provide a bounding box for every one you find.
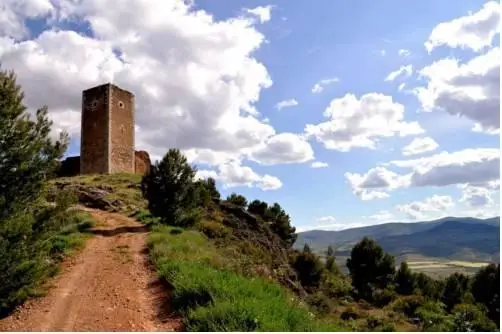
[50,182,124,212]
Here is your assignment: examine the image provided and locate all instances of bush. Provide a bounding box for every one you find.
[365,315,384,330]
[391,295,426,318]
[471,263,500,326]
[197,220,231,239]
[322,274,352,299]
[452,303,498,332]
[415,300,454,331]
[226,193,248,208]
[372,288,397,307]
[306,292,334,315]
[291,251,324,290]
[134,210,160,225]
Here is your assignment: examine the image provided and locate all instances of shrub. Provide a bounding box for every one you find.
[291,251,324,289]
[395,261,416,295]
[471,263,500,326]
[226,193,248,208]
[306,292,334,315]
[452,303,498,332]
[323,274,352,299]
[391,295,426,318]
[372,288,397,307]
[134,210,160,225]
[197,220,231,239]
[365,315,384,330]
[415,300,454,331]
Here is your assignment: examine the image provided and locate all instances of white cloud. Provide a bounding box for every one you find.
[244,5,273,23]
[198,161,282,191]
[311,77,339,93]
[297,216,368,232]
[248,132,314,165]
[369,210,394,221]
[385,65,413,81]
[0,0,54,39]
[425,1,500,52]
[396,195,454,220]
[305,93,424,152]
[402,137,439,156]
[414,47,500,133]
[345,166,407,199]
[275,98,299,110]
[389,148,500,188]
[460,185,494,208]
[346,148,500,198]
[398,49,411,57]
[398,83,406,91]
[311,161,329,168]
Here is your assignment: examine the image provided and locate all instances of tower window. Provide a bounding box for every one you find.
[118,101,125,108]
[92,101,98,108]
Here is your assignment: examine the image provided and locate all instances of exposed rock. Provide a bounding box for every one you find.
[52,182,123,212]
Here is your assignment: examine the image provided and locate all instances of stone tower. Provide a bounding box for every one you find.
[80,83,135,174]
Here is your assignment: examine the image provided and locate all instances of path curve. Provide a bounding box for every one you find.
[0,208,182,332]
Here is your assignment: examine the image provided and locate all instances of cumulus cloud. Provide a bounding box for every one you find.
[402,137,439,156]
[396,195,454,220]
[345,166,406,199]
[425,1,500,52]
[275,98,299,110]
[385,65,413,82]
[346,148,500,198]
[311,161,329,168]
[244,5,273,23]
[197,161,282,191]
[311,77,339,93]
[0,0,315,189]
[248,132,314,165]
[389,148,500,188]
[414,47,500,133]
[305,93,424,152]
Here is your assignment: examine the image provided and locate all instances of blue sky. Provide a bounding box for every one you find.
[1,0,499,231]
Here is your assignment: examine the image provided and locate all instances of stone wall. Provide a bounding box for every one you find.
[81,84,110,174]
[134,150,151,175]
[57,150,151,177]
[109,84,135,173]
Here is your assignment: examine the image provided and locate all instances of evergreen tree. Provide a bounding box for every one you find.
[141,148,197,225]
[226,193,248,208]
[346,237,396,300]
[471,263,500,326]
[325,245,337,273]
[0,69,68,220]
[303,243,312,253]
[247,199,268,217]
[395,261,416,295]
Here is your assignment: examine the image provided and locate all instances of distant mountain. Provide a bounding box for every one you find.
[295,216,500,262]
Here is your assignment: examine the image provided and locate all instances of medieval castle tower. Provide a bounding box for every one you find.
[80,83,135,174]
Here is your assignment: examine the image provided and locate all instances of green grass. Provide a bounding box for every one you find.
[52,173,146,214]
[148,225,348,332]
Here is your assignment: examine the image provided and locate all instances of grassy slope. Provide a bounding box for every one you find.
[147,225,347,331]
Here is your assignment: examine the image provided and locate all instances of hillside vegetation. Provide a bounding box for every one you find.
[1,67,500,332]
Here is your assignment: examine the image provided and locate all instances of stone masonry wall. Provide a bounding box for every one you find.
[109,84,135,173]
[81,84,110,174]
[134,150,151,175]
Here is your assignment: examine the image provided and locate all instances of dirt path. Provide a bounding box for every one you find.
[0,209,182,332]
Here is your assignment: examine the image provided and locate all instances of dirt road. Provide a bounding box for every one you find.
[0,209,182,332]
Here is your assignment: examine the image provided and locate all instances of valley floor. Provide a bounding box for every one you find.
[0,209,182,332]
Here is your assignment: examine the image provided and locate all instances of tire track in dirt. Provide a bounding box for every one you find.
[0,209,182,332]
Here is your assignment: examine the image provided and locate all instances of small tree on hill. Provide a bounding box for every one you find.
[268,204,296,248]
[470,263,500,326]
[325,245,338,273]
[292,249,324,290]
[346,237,396,300]
[248,199,268,217]
[141,149,197,225]
[203,177,220,200]
[395,261,416,295]
[441,272,470,312]
[303,243,312,253]
[226,193,248,208]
